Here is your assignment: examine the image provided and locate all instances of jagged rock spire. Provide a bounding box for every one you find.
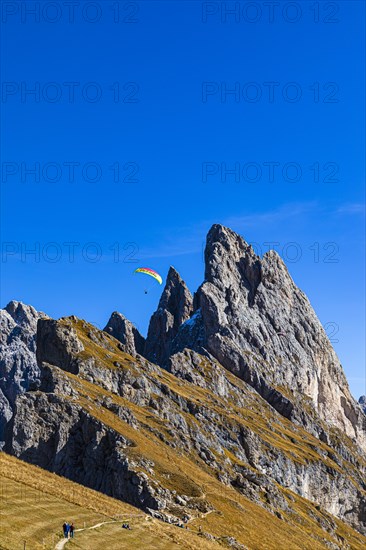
[202,224,263,306]
[144,266,193,366]
[5,300,46,331]
[170,224,366,451]
[103,312,145,356]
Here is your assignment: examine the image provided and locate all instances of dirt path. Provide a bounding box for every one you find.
[54,521,117,549]
[54,512,207,549]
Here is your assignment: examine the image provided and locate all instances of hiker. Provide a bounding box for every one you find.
[70,523,74,538]
[63,522,68,538]
[66,523,71,539]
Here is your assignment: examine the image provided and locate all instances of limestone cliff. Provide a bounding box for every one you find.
[0,301,47,445]
[2,225,366,547]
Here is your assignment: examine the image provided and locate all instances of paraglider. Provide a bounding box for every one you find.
[134,267,162,294]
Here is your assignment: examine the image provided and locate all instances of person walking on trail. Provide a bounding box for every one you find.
[63,522,68,538]
[66,522,71,539]
[70,523,75,538]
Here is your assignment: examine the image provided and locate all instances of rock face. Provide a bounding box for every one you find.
[167,225,365,451]
[0,301,47,445]
[36,318,84,374]
[6,387,161,511]
[144,266,193,366]
[2,224,366,544]
[103,312,145,356]
[5,315,366,539]
[360,396,366,415]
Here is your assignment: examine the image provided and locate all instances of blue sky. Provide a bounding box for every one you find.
[1,1,365,398]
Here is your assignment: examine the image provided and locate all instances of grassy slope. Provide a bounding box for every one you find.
[3,318,366,549]
[0,453,219,550]
[74,318,366,475]
[59,319,366,548]
[3,452,365,550]
[72,319,366,494]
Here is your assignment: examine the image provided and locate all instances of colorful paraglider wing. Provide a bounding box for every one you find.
[134,267,163,285]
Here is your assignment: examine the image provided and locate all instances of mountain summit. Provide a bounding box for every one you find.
[144,266,193,365]
[146,224,365,450]
[1,224,366,547]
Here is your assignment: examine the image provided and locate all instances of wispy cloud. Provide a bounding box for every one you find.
[140,200,364,261]
[141,223,206,259]
[140,201,318,260]
[336,203,365,215]
[223,201,318,230]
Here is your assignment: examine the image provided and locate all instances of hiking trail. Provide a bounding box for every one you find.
[54,520,117,549]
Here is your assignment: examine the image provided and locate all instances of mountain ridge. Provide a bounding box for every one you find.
[1,224,366,548]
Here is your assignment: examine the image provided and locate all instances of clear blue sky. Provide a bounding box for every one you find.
[1,1,365,399]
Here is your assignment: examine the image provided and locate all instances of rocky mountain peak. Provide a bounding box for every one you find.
[202,225,262,307]
[203,225,294,299]
[205,223,256,270]
[103,312,145,356]
[158,266,193,324]
[4,300,45,332]
[171,225,366,451]
[144,266,193,366]
[2,227,366,542]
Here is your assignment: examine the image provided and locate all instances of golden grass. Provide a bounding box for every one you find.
[0,452,137,518]
[0,476,106,550]
[66,518,222,550]
[0,454,221,550]
[0,452,144,549]
[3,412,366,550]
[5,317,364,549]
[3,452,366,550]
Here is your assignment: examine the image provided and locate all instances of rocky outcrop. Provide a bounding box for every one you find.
[103,312,145,356]
[36,318,84,374]
[144,266,193,366]
[5,385,163,511]
[170,225,365,452]
[0,301,47,445]
[2,224,366,542]
[6,318,366,536]
[360,396,366,415]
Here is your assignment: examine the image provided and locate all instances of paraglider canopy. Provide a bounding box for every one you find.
[134,267,162,285]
